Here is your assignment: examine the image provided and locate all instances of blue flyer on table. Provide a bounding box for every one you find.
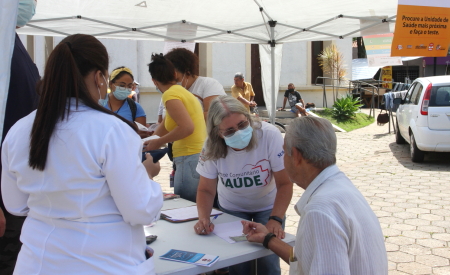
[160,249,219,267]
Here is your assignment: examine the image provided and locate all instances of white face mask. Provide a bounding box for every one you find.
[98,75,109,106]
[176,73,186,87]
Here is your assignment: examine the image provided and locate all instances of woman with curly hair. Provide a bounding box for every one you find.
[164,48,226,120]
[144,54,206,203]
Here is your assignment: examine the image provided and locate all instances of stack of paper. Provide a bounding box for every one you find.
[213,220,246,244]
[136,121,159,132]
[161,206,223,222]
[160,249,219,267]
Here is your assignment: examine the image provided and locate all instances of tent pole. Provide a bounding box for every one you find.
[269,20,277,125]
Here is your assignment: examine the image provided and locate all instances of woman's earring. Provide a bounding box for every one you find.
[101,83,103,86]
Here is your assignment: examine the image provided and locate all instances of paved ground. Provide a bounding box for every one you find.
[153,109,450,275]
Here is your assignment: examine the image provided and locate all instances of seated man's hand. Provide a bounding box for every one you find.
[242,220,268,243]
[249,101,257,107]
[143,153,160,179]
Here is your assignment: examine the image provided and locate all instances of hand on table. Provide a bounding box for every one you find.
[194,218,214,235]
[266,219,285,239]
[278,108,285,111]
[241,220,268,243]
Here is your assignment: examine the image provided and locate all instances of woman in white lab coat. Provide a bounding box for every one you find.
[1,34,163,274]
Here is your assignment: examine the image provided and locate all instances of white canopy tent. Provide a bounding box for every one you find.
[1,0,399,137]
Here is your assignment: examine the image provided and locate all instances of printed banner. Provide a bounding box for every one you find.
[391,0,450,57]
[363,33,403,67]
[381,67,393,89]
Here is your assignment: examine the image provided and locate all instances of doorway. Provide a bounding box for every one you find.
[251,44,265,106]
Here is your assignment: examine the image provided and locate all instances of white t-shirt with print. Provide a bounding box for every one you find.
[189,76,226,108]
[197,122,285,212]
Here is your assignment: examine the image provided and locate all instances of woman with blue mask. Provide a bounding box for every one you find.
[194,95,293,275]
[105,67,149,138]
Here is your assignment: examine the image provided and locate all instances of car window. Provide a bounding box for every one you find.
[411,83,423,105]
[430,86,450,107]
[404,83,416,103]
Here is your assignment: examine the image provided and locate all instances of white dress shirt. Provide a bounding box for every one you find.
[2,99,163,274]
[290,165,388,275]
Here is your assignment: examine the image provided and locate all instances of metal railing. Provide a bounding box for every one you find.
[349,80,380,118]
[314,77,351,108]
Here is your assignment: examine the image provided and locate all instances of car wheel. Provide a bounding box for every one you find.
[395,120,406,144]
[410,132,424,162]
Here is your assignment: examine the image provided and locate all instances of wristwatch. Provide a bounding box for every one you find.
[268,216,283,225]
[263,233,276,249]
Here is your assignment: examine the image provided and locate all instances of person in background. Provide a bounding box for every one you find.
[130,80,140,102]
[164,48,226,120]
[103,67,150,138]
[0,1,40,273]
[195,95,293,275]
[231,72,257,113]
[1,34,163,274]
[242,116,388,275]
[144,54,206,203]
[278,83,307,117]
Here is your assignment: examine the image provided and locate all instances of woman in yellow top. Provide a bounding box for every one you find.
[144,54,206,202]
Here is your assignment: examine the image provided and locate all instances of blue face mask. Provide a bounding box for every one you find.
[223,126,253,150]
[17,0,36,28]
[113,86,132,100]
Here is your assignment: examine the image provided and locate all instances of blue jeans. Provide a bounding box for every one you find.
[219,204,284,275]
[173,153,200,203]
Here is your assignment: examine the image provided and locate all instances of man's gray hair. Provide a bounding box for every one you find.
[234,72,244,79]
[204,95,260,160]
[285,116,336,170]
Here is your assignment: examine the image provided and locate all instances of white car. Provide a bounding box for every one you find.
[395,76,450,162]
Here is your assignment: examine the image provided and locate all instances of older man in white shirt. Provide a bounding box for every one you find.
[242,116,388,275]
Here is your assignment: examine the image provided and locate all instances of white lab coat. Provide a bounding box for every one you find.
[1,99,163,274]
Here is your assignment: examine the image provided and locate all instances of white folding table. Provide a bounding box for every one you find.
[146,199,295,275]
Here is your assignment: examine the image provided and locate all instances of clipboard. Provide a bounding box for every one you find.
[160,206,223,223]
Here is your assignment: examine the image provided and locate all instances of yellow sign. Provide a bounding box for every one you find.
[381,67,393,89]
[391,1,450,57]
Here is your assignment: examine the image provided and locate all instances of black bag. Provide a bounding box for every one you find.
[377,110,389,125]
[126,98,137,122]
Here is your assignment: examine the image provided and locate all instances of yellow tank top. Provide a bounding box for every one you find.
[162,85,206,158]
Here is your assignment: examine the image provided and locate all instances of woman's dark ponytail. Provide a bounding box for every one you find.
[29,34,137,171]
[148,53,176,84]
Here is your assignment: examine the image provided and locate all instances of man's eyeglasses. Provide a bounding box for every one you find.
[220,120,250,138]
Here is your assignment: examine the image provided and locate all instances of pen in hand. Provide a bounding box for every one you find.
[201,214,219,233]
